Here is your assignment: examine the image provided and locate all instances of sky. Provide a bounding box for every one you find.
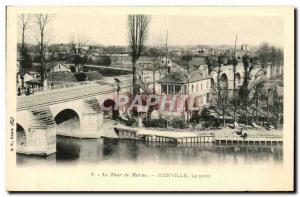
[19,14,283,47]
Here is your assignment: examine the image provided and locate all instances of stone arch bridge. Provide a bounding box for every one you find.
[16,76,133,155]
[210,63,283,92]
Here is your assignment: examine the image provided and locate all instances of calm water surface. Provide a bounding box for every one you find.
[17,135,283,166]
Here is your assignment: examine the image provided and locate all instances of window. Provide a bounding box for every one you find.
[191,85,194,93]
[206,93,210,103]
[196,84,198,92]
[201,82,202,90]
[199,95,203,105]
[168,85,174,95]
[175,85,181,94]
[161,84,167,94]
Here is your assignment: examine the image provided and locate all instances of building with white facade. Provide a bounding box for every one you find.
[157,68,211,108]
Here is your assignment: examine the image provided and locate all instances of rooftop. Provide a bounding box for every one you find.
[48,71,78,82]
[74,71,104,81]
[157,70,211,84]
[26,71,104,84]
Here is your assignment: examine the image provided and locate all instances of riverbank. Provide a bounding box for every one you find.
[110,122,283,145]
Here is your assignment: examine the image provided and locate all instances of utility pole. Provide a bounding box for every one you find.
[165,30,170,73]
[121,48,123,75]
[165,30,168,55]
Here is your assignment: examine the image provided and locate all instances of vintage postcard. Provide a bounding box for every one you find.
[6,6,294,191]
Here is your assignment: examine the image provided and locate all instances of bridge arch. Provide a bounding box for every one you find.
[235,72,242,86]
[16,123,26,147]
[220,73,228,89]
[54,108,80,125]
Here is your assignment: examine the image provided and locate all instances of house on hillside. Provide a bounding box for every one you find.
[31,62,74,73]
[50,63,73,72]
[16,72,34,88]
[157,68,211,108]
[26,71,79,89]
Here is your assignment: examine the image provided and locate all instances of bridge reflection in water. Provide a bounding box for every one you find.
[16,136,283,166]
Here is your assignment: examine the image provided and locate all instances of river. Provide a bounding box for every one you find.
[16,135,283,166]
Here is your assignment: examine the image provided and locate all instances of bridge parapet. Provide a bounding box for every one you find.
[17,76,133,112]
[20,80,107,96]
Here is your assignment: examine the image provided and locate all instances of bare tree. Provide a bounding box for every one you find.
[217,55,229,126]
[19,14,31,55]
[34,14,54,87]
[219,89,229,126]
[238,55,268,125]
[204,53,217,75]
[147,48,162,94]
[69,35,90,72]
[208,54,228,126]
[127,15,150,96]
[250,80,267,123]
[270,87,282,128]
[232,35,238,123]
[18,14,31,88]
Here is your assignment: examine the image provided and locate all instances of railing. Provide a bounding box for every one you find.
[18,80,105,96]
[44,80,104,92]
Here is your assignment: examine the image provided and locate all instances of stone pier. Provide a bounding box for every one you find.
[17,109,56,155]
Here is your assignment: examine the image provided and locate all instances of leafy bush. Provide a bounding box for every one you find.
[126,117,138,127]
[171,118,188,129]
[144,117,191,129]
[144,118,167,128]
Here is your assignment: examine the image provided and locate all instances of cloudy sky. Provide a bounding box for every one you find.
[19,14,283,47]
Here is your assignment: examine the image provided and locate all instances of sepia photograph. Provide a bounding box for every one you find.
[5,6,294,191]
